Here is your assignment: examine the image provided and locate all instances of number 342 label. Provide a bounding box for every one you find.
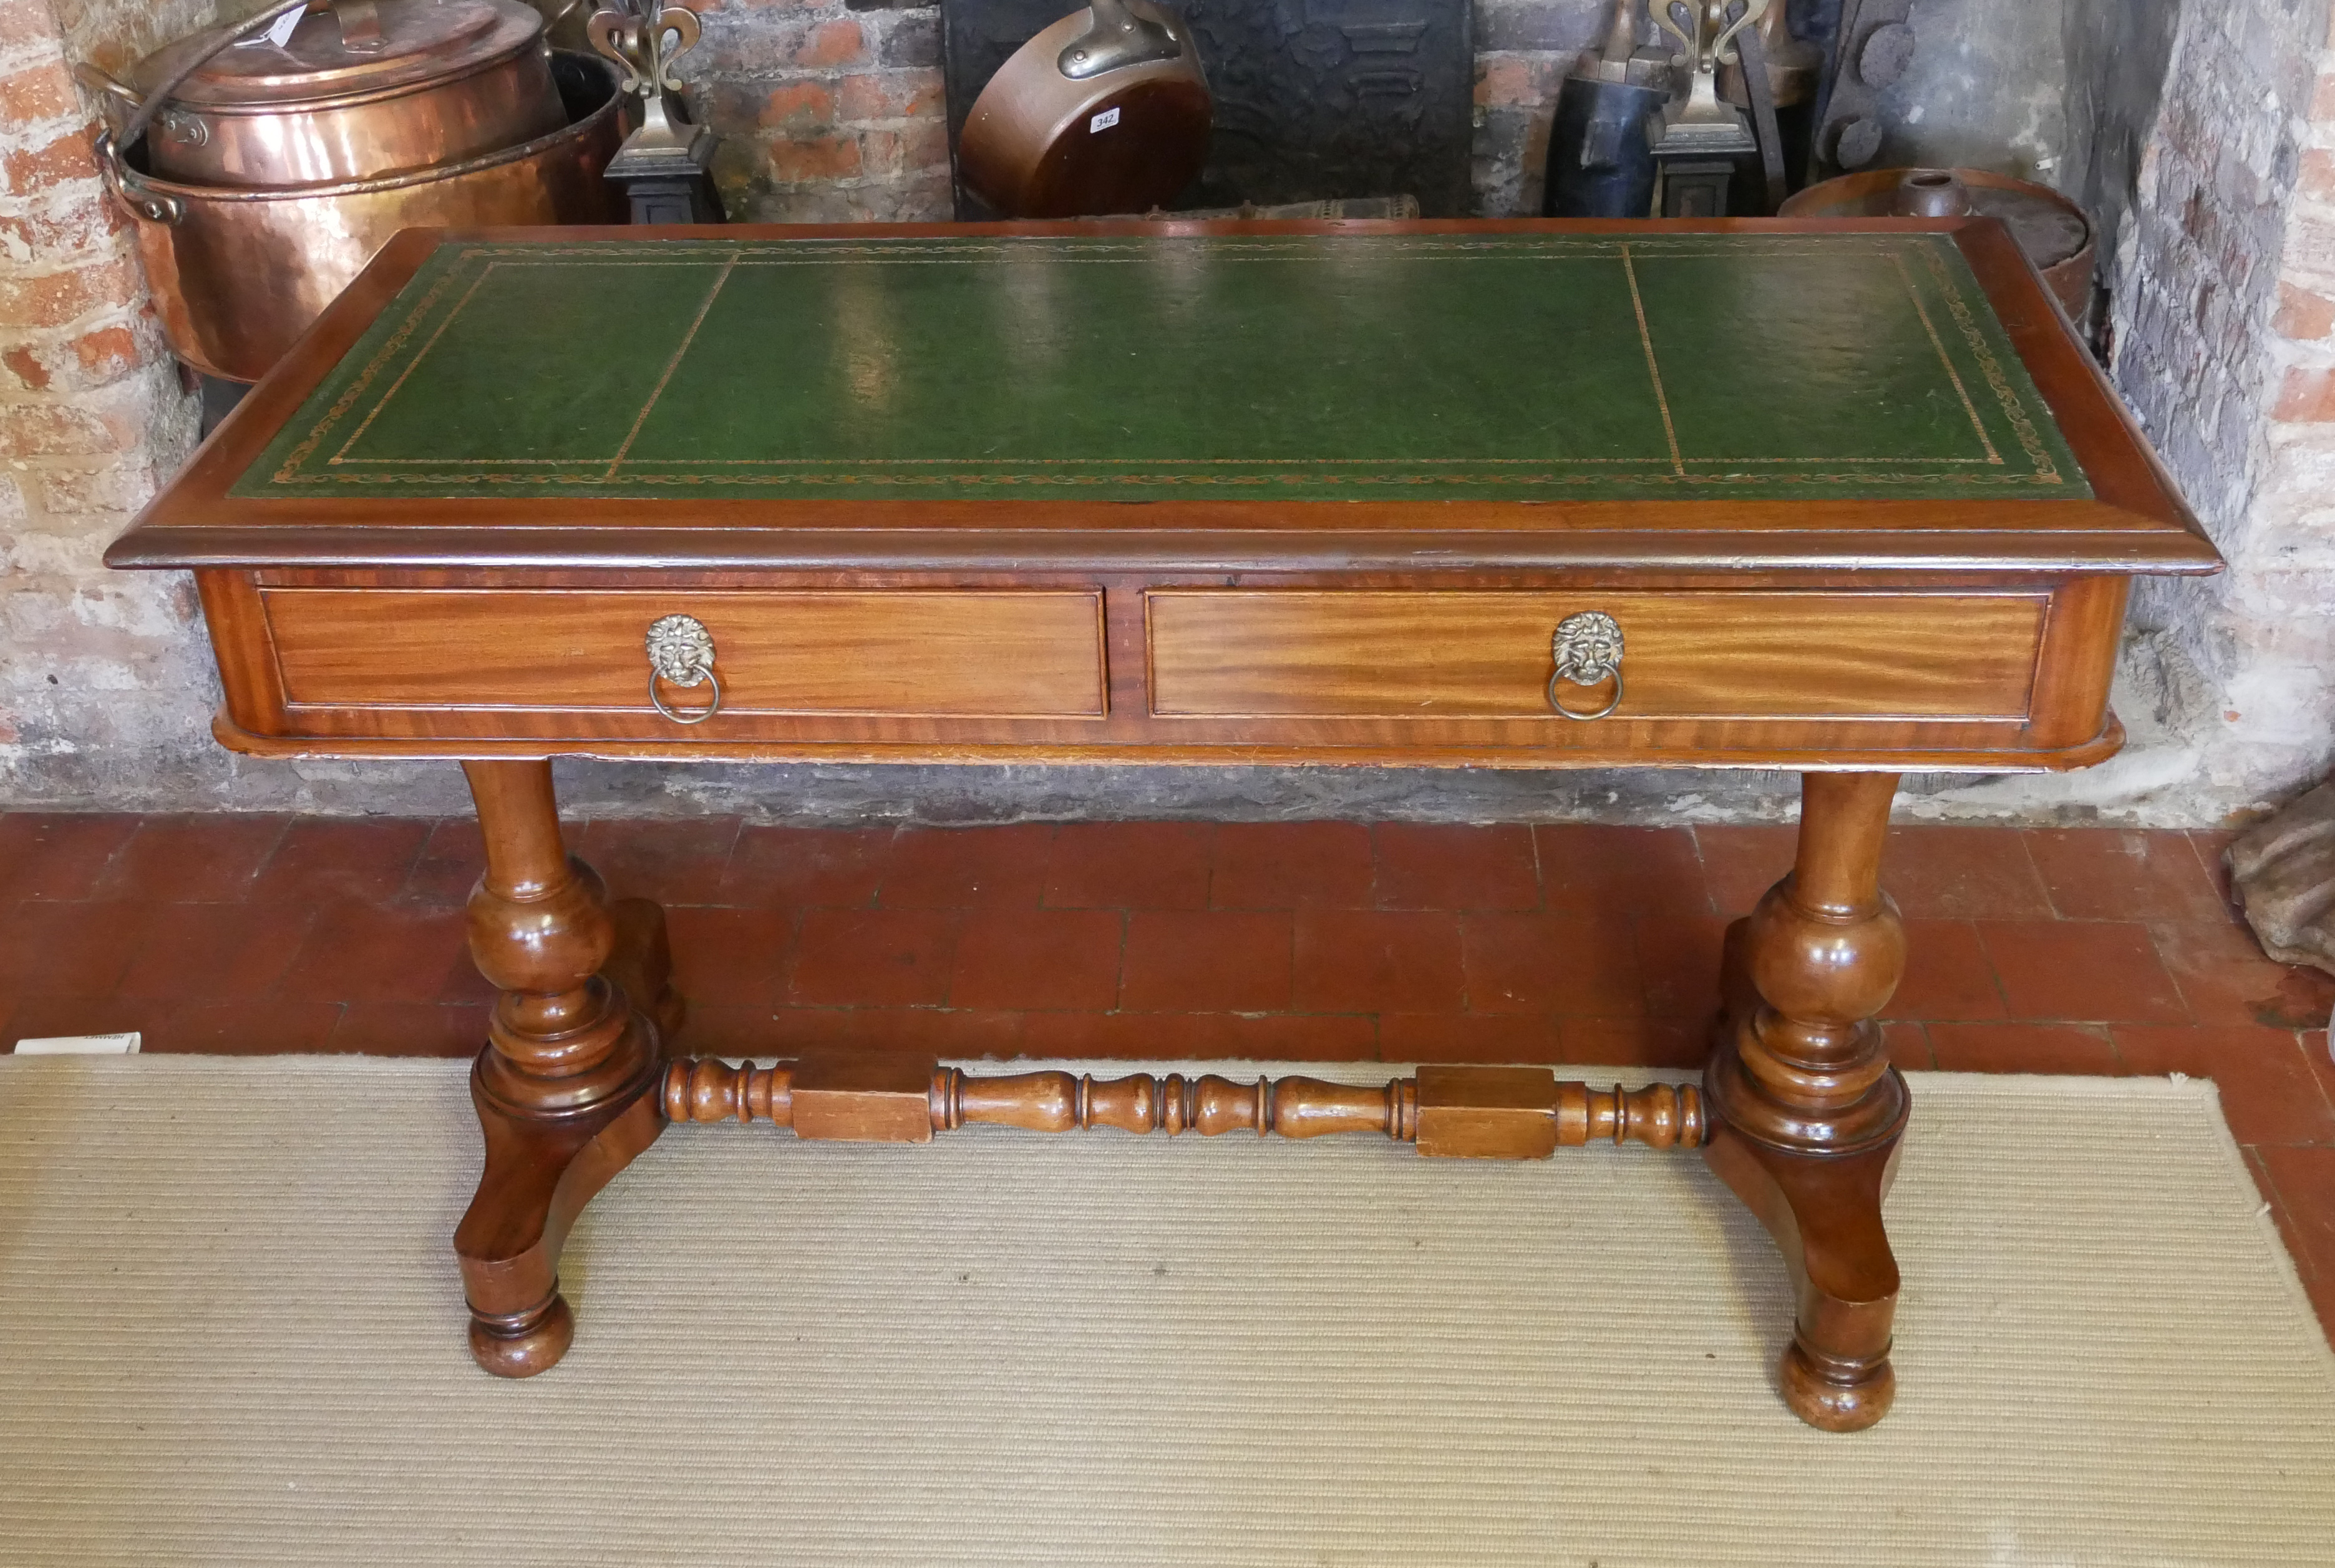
[1089,106,1121,133]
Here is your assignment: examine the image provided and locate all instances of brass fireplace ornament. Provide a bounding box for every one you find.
[589,0,721,219]
[1651,0,1762,215]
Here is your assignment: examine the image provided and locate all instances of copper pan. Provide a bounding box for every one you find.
[958,0,1209,219]
[1779,165,2095,322]
[99,52,624,384]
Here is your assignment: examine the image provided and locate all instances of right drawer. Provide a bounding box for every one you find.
[1145,591,2047,721]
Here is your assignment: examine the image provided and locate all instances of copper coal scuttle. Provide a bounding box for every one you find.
[83,0,628,384]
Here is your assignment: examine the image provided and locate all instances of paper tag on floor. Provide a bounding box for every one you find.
[12,1033,142,1055]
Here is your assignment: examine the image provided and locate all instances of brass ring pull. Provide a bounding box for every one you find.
[646,614,721,726]
[1548,611,1624,722]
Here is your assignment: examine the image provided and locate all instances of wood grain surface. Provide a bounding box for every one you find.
[262,587,1108,718]
[1145,589,2044,720]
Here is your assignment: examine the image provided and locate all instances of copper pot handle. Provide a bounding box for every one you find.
[89,132,183,225]
[71,64,142,136]
[1057,0,1183,80]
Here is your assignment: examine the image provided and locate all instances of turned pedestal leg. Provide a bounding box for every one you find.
[1704,771,1910,1432]
[454,760,672,1377]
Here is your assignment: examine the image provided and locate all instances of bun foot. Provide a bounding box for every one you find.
[1780,1341,1895,1432]
[469,1289,575,1378]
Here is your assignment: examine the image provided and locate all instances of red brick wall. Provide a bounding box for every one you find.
[1,0,212,793]
[679,0,953,221]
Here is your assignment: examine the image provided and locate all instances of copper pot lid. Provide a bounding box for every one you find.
[130,0,546,110]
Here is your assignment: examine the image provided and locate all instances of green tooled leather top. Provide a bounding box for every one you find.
[235,231,2089,503]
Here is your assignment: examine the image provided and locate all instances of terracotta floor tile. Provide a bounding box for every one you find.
[1886,920,2006,1022]
[0,901,153,997]
[664,1002,776,1058]
[721,825,890,907]
[2246,1149,2317,1289]
[789,908,961,1009]
[577,816,742,907]
[665,906,795,1008]
[4,994,172,1049]
[1044,822,1213,910]
[2303,1270,2335,1337]
[2024,828,2228,922]
[1977,919,2188,1023]
[249,818,431,907]
[2112,1024,2335,1147]
[437,955,498,1006]
[92,814,287,903]
[2306,1031,2335,1114]
[153,1000,347,1055]
[1557,1016,1709,1069]
[767,1006,1027,1058]
[1634,913,1730,1019]
[1536,825,1705,919]
[1379,1011,1565,1063]
[2188,828,2246,917]
[2151,919,2335,1030]
[1210,821,1376,909]
[951,909,1123,1011]
[1460,913,1641,1015]
[1926,1022,2119,1075]
[1692,824,1797,919]
[401,818,486,906]
[1878,826,2051,919]
[1291,909,1464,1014]
[0,812,139,901]
[1883,1019,1935,1072]
[117,901,316,1002]
[326,1002,488,1058]
[1017,1010,1375,1061]
[880,825,1054,909]
[1373,823,1540,912]
[276,901,471,1006]
[2257,1145,2335,1281]
[1119,910,1291,1013]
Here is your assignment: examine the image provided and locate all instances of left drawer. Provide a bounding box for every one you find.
[257,588,1109,719]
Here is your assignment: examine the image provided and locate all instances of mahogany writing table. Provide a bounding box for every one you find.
[107,220,2220,1430]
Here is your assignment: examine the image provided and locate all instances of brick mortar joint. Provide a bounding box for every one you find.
[0,41,71,77]
[0,248,144,288]
[0,103,94,145]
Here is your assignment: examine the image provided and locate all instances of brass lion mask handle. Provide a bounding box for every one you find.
[1549,610,1624,720]
[646,614,721,725]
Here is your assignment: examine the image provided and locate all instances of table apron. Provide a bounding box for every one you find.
[196,569,2130,770]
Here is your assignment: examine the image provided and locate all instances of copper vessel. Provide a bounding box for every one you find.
[1779,166,2095,322]
[99,53,624,383]
[958,0,1210,219]
[80,0,565,188]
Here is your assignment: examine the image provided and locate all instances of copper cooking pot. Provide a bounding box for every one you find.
[958,0,1210,219]
[97,52,624,383]
[1779,166,2095,322]
[79,0,565,188]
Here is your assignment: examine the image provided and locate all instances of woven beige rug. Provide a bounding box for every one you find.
[1,1057,2330,1567]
